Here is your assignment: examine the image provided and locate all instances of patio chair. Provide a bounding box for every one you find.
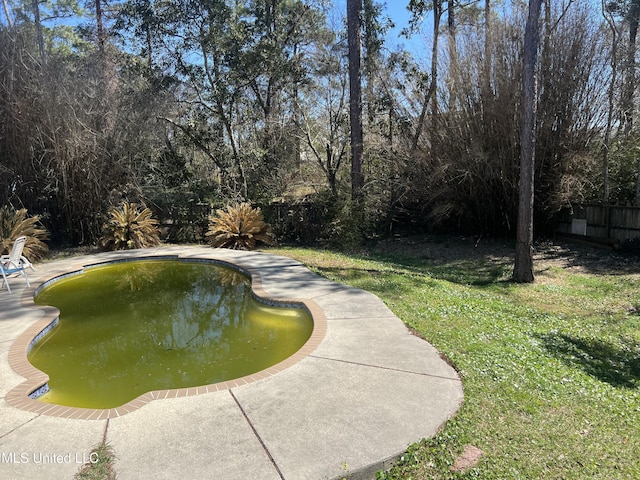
[1,236,31,294]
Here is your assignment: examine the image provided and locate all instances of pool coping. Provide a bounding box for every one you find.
[6,253,327,419]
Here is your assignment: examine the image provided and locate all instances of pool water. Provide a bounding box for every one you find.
[29,259,313,409]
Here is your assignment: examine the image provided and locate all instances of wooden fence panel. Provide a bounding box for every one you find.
[556,204,640,244]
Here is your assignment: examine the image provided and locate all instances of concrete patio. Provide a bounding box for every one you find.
[0,246,463,480]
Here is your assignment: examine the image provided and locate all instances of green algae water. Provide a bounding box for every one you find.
[29,259,313,409]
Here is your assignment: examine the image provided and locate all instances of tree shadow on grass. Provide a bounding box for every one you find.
[536,332,640,388]
[348,251,513,286]
[313,265,441,296]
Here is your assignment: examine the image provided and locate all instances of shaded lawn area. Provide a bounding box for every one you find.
[267,237,640,479]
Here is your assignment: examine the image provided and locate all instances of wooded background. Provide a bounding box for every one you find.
[1,0,639,247]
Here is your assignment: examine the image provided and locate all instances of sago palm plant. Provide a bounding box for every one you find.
[0,206,49,260]
[206,203,275,250]
[99,202,161,251]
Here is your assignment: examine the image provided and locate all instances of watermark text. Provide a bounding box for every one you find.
[1,451,99,465]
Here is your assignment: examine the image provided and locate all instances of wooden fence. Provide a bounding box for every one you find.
[555,204,640,245]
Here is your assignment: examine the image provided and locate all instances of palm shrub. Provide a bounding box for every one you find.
[206,203,275,250]
[0,206,49,260]
[99,202,161,251]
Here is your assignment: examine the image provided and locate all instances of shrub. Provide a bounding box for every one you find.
[206,203,275,250]
[99,202,161,251]
[0,206,49,260]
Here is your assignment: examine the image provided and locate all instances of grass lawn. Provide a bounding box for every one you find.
[267,237,640,479]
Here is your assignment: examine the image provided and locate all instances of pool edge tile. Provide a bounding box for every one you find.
[5,248,329,419]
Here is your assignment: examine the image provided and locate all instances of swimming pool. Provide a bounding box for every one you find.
[28,259,313,409]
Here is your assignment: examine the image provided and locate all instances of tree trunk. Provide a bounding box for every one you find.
[411,1,441,153]
[635,158,640,205]
[447,0,458,106]
[95,0,105,57]
[3,0,12,27]
[513,0,542,284]
[631,0,640,204]
[429,0,442,149]
[481,0,492,140]
[32,0,45,62]
[624,0,640,134]
[603,1,620,204]
[347,0,364,200]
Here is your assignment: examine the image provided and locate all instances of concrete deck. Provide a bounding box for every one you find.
[0,246,463,480]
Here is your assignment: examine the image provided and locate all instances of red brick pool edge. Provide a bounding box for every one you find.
[5,251,327,419]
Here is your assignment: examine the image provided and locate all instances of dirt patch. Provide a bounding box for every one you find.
[451,444,484,473]
[533,241,639,276]
[372,234,640,277]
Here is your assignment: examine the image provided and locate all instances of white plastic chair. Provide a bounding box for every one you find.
[1,236,31,294]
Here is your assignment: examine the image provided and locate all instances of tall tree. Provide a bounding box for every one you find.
[610,0,640,204]
[32,0,46,61]
[513,0,542,283]
[482,0,491,115]
[446,0,458,106]
[300,29,350,196]
[347,0,364,200]
[625,0,640,204]
[362,0,391,119]
[94,0,106,56]
[603,0,622,204]
[3,0,13,26]
[116,0,326,202]
[408,0,443,153]
[623,0,640,133]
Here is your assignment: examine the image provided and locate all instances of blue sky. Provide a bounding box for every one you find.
[381,2,430,59]
[331,1,427,56]
[383,2,412,46]
[384,2,412,32]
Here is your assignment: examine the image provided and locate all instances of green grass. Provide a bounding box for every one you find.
[267,242,640,479]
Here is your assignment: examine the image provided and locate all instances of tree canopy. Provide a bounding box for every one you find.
[0,0,635,247]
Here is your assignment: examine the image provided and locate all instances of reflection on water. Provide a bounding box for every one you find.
[30,260,313,409]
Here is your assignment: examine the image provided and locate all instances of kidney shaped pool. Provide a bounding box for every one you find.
[28,259,313,409]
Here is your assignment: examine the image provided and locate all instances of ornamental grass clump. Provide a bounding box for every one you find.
[99,202,161,251]
[206,203,275,250]
[0,206,49,260]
